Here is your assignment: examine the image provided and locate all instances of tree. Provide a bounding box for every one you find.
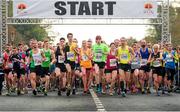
[7,0,48,45]
[146,6,180,47]
[13,25,48,44]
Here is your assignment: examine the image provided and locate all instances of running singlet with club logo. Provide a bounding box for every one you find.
[131,51,141,69]
[30,49,43,68]
[80,48,92,68]
[163,51,177,69]
[42,49,51,67]
[19,51,26,69]
[93,43,109,62]
[65,42,77,62]
[152,52,162,67]
[3,52,13,69]
[117,46,131,64]
[140,48,150,66]
[105,53,117,70]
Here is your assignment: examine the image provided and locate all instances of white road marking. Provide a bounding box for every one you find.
[89,89,106,112]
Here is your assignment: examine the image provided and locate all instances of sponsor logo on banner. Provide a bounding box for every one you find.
[144,2,154,15]
[17,3,27,15]
[13,0,158,18]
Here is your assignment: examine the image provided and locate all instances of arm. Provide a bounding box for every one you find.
[129,47,135,63]
[51,50,56,64]
[148,48,152,63]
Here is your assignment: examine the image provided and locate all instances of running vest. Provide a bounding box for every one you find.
[117,46,131,64]
[152,52,162,67]
[140,48,150,66]
[131,51,141,69]
[105,51,117,70]
[163,51,176,69]
[42,49,51,67]
[55,46,65,64]
[30,49,42,68]
[93,43,109,62]
[80,48,92,68]
[3,52,13,69]
[18,51,26,69]
[64,42,77,62]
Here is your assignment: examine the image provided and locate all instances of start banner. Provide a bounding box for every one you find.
[13,0,158,18]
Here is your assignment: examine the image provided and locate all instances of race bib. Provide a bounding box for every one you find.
[20,63,25,68]
[95,53,102,61]
[141,59,148,66]
[0,58,3,66]
[58,56,64,63]
[45,57,50,62]
[166,54,173,62]
[121,54,128,60]
[82,55,88,61]
[8,63,13,69]
[33,55,42,66]
[67,52,74,60]
[153,60,161,67]
[110,59,117,67]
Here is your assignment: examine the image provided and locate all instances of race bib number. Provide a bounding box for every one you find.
[121,54,128,60]
[33,55,42,66]
[45,57,50,62]
[67,52,74,60]
[58,56,64,63]
[8,63,13,69]
[82,55,88,61]
[110,59,117,67]
[141,59,147,66]
[153,60,161,67]
[166,54,173,62]
[95,53,102,61]
[20,63,24,68]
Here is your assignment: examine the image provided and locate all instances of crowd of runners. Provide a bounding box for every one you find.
[0,33,179,97]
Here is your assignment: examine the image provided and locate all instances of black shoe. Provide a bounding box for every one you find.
[72,89,76,95]
[87,90,90,94]
[147,88,151,94]
[0,91,2,95]
[66,89,71,96]
[168,88,172,93]
[17,90,21,96]
[61,88,66,92]
[33,90,37,96]
[142,89,145,94]
[58,90,61,96]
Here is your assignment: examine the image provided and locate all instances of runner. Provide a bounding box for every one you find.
[18,43,27,94]
[131,43,141,93]
[41,39,56,95]
[3,44,13,95]
[87,39,95,88]
[55,37,67,96]
[10,47,24,95]
[29,39,46,96]
[139,40,152,94]
[117,37,134,97]
[64,33,79,96]
[163,44,178,93]
[92,35,109,94]
[80,40,93,94]
[151,44,163,96]
[104,42,118,95]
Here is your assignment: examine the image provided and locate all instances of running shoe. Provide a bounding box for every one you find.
[33,89,37,96]
[121,91,126,97]
[58,90,61,96]
[72,89,76,95]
